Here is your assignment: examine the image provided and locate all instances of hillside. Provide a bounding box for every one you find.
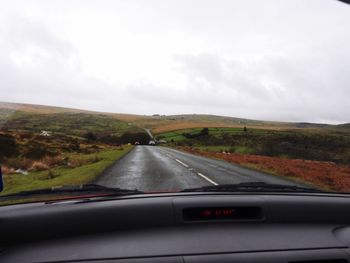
[1,101,346,134]
[1,101,349,196]
[0,111,143,139]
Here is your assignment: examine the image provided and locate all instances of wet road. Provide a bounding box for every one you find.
[96,146,302,191]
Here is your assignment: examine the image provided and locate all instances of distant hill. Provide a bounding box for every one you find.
[337,123,350,129]
[0,102,146,138]
[0,101,91,114]
[0,101,344,134]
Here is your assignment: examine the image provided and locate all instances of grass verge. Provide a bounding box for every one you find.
[178,147,350,192]
[1,145,133,196]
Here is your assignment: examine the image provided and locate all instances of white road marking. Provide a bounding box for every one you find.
[197,172,218,185]
[175,159,189,168]
[174,157,218,186]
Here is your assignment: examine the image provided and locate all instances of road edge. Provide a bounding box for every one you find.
[92,145,135,184]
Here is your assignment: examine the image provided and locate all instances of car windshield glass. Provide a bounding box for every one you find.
[1,0,350,205]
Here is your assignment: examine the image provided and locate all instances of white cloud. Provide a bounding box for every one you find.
[0,0,350,123]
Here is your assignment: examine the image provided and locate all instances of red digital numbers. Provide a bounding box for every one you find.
[223,209,235,216]
[202,210,212,216]
[201,208,235,217]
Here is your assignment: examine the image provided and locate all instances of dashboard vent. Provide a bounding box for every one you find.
[289,259,348,263]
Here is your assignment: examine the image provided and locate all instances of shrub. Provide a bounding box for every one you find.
[35,169,60,180]
[0,134,18,160]
[183,128,209,139]
[119,132,151,145]
[1,166,15,175]
[67,156,101,168]
[67,159,84,168]
[22,141,55,159]
[84,132,97,141]
[200,128,209,136]
[30,161,49,171]
[41,155,63,167]
[68,141,80,151]
[4,157,33,170]
[47,169,60,179]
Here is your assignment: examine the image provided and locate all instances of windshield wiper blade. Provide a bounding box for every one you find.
[181,182,321,193]
[0,184,143,198]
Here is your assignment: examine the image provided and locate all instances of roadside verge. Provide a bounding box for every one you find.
[0,145,134,196]
[177,146,350,192]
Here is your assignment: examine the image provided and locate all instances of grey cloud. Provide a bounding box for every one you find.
[122,46,350,123]
[172,52,350,123]
[175,53,279,101]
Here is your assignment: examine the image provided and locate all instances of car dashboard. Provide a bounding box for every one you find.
[1,192,350,263]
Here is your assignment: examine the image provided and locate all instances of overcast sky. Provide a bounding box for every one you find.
[0,0,350,123]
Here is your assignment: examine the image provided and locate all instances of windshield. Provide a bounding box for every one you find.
[1,0,350,205]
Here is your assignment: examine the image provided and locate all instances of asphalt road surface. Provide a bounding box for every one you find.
[96,146,303,191]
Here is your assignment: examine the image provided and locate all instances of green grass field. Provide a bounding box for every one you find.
[158,127,350,164]
[0,146,133,196]
[156,127,294,142]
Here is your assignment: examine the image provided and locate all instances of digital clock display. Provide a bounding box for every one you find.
[183,207,262,221]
